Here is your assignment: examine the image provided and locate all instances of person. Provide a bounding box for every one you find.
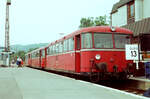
[143,88,150,97]
[11,59,15,67]
[17,57,22,67]
[21,59,23,67]
[12,59,15,64]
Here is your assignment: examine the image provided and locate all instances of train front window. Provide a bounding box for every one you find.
[94,33,113,48]
[114,34,130,48]
[81,33,93,49]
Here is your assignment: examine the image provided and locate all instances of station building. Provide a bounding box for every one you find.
[111,0,150,32]
[111,0,150,61]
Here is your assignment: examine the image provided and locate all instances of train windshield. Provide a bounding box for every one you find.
[94,33,113,48]
[114,34,131,48]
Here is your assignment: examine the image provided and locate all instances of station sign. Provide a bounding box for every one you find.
[125,44,139,60]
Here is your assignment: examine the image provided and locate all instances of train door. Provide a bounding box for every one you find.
[45,48,47,68]
[39,50,41,67]
[28,54,31,66]
[41,49,46,69]
[75,35,81,72]
[40,49,43,68]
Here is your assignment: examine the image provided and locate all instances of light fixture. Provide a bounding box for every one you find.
[111,26,116,32]
[95,54,101,60]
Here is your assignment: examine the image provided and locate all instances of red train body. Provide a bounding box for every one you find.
[25,26,134,81]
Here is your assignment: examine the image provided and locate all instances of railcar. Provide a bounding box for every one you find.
[25,26,134,82]
[25,47,47,68]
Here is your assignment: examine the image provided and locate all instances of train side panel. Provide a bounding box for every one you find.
[46,52,75,72]
[31,58,40,68]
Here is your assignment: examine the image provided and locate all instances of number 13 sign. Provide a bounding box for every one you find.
[125,44,139,60]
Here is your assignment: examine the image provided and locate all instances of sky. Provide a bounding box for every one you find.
[0,0,119,46]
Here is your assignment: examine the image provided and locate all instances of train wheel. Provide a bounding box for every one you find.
[119,72,130,80]
[90,72,100,83]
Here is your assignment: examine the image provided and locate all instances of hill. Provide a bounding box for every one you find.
[11,43,48,52]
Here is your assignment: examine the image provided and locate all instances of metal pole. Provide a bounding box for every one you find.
[4,0,11,66]
[5,4,10,52]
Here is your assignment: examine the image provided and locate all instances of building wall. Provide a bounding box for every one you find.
[143,0,150,19]
[112,5,127,27]
[135,0,150,21]
[111,0,150,26]
[135,0,143,21]
[112,12,118,26]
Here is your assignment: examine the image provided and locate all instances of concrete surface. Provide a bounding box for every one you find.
[0,67,148,99]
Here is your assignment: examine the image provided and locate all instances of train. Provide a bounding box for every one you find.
[25,26,134,82]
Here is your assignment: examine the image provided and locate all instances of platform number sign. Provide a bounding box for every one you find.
[125,44,139,60]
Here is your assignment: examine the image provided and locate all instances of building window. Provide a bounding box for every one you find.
[129,3,134,18]
[127,1,135,24]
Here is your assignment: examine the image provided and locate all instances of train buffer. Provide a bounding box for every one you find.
[0,67,148,99]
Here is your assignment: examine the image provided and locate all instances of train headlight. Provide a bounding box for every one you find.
[111,26,116,32]
[95,54,101,60]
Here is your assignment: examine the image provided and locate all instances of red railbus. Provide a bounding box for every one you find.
[25,47,47,69]
[25,26,133,81]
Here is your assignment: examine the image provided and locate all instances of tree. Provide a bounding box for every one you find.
[79,15,109,28]
[94,16,108,26]
[11,50,26,61]
[79,17,94,28]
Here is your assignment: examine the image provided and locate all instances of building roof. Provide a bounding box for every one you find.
[122,17,150,36]
[111,0,133,14]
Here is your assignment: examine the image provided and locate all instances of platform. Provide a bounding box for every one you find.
[0,67,148,99]
[129,77,150,90]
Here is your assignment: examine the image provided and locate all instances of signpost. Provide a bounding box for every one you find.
[125,44,139,60]
[125,44,139,69]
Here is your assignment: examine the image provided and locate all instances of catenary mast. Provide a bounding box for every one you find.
[5,0,11,52]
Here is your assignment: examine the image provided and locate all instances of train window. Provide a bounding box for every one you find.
[42,50,45,57]
[94,33,113,48]
[31,53,33,58]
[53,45,56,54]
[47,47,50,55]
[114,34,130,48]
[34,53,35,58]
[59,42,63,53]
[32,52,36,58]
[81,33,93,49]
[64,40,68,52]
[50,45,53,55]
[56,43,59,54]
[36,52,39,57]
[52,45,54,55]
[67,39,69,51]
[69,38,74,51]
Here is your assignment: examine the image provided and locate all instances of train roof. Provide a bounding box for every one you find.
[48,26,133,46]
[26,46,46,55]
[72,26,132,34]
[27,26,133,54]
